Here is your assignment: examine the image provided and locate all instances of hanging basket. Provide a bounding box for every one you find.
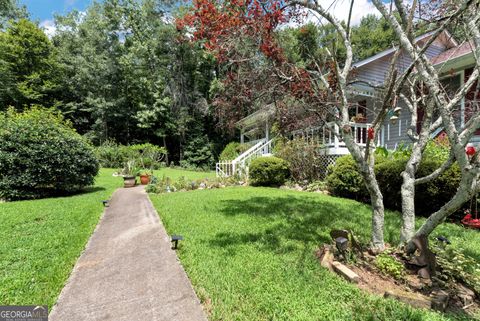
[461,212,480,229]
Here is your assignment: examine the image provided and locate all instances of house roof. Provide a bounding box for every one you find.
[235,103,275,129]
[352,30,458,69]
[431,41,475,66]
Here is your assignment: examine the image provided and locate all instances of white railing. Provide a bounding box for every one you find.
[323,122,376,148]
[216,138,274,177]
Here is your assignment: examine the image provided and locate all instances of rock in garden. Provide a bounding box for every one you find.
[317,245,334,271]
[332,261,360,283]
[430,289,450,312]
[384,289,431,310]
[457,284,475,306]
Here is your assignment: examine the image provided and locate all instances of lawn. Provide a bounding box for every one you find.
[0,168,122,309]
[150,187,480,321]
[0,167,214,309]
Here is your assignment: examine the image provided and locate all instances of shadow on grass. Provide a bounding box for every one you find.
[6,186,107,203]
[210,194,401,260]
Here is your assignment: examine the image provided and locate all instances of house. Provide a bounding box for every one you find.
[216,30,480,177]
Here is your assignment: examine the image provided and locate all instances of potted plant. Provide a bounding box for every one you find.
[121,160,138,188]
[139,170,152,185]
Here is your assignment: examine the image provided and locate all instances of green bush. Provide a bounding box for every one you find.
[326,154,462,216]
[274,138,325,182]
[325,156,369,201]
[180,135,215,170]
[95,141,166,169]
[219,142,249,161]
[0,107,99,200]
[376,159,461,216]
[249,156,290,187]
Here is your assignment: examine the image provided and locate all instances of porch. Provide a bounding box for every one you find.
[291,122,380,155]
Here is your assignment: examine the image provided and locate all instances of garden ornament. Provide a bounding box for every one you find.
[408,235,436,279]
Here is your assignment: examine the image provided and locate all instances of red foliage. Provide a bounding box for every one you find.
[178,0,291,64]
[367,127,375,140]
[466,146,476,156]
[178,0,332,133]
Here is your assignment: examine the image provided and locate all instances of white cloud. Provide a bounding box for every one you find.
[283,0,380,28]
[323,0,379,26]
[40,20,57,38]
[65,0,78,7]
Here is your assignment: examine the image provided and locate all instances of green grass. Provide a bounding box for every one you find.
[0,168,122,308]
[150,187,480,321]
[153,167,216,181]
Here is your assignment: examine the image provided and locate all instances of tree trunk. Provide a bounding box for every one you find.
[342,127,385,250]
[409,171,479,251]
[366,175,385,250]
[162,136,169,165]
[400,168,416,243]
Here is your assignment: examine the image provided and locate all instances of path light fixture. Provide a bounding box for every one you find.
[171,235,184,249]
[101,200,110,207]
[335,237,349,254]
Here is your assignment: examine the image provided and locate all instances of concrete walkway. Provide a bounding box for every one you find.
[50,186,207,321]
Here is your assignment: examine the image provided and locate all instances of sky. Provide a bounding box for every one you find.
[19,0,95,36]
[19,0,384,36]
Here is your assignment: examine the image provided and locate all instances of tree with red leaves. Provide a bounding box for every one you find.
[179,0,480,251]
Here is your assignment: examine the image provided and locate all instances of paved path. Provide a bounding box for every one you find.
[50,186,207,321]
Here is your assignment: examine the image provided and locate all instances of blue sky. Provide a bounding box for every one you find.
[20,0,384,36]
[19,0,94,22]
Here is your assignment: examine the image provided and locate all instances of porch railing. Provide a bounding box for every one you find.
[291,122,382,152]
[216,138,274,177]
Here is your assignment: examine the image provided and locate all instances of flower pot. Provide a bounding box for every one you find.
[123,175,136,188]
[139,174,150,185]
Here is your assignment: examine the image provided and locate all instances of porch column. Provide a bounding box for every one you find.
[334,124,340,150]
[240,128,244,144]
[265,119,269,141]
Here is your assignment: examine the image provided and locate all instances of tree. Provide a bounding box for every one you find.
[0,19,59,109]
[179,0,480,250]
[0,0,27,29]
[369,0,480,247]
[51,0,223,165]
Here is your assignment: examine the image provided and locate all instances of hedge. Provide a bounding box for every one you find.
[326,155,461,216]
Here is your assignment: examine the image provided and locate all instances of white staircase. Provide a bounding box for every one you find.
[216,138,274,177]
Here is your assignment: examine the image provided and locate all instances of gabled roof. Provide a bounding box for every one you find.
[431,41,475,66]
[352,30,458,69]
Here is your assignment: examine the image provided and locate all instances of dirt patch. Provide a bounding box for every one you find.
[316,246,480,317]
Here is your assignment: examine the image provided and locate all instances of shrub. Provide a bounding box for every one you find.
[325,155,368,201]
[181,135,215,170]
[249,156,290,187]
[326,154,462,216]
[0,107,99,200]
[95,142,166,169]
[375,159,461,216]
[275,138,325,182]
[219,142,249,161]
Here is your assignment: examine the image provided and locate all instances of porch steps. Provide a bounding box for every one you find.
[216,138,274,177]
